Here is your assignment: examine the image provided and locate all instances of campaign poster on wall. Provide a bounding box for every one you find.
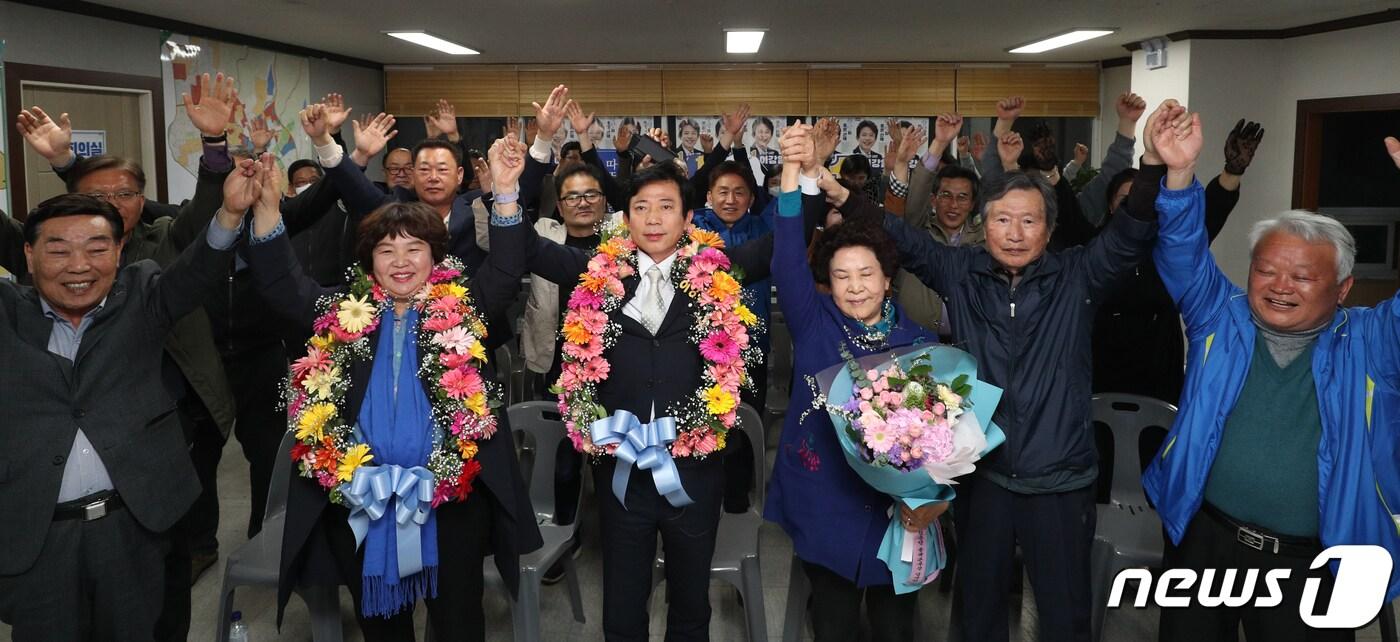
[553,116,658,176]
[671,115,787,181]
[827,117,933,174]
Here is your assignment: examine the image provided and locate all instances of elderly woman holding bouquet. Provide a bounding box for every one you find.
[764,124,943,640]
[240,139,540,641]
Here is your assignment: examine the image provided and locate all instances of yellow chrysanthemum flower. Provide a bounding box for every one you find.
[310,334,335,351]
[458,440,479,459]
[705,386,736,415]
[337,295,376,334]
[466,392,488,416]
[301,365,341,401]
[467,338,487,362]
[337,443,374,481]
[708,271,741,301]
[735,304,757,326]
[446,283,467,299]
[296,403,337,441]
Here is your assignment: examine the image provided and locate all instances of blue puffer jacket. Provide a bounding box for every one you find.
[1143,180,1400,601]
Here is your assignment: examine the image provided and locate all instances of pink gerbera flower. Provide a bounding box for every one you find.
[440,368,484,399]
[423,311,464,333]
[428,295,460,315]
[691,247,730,272]
[291,347,331,382]
[699,331,740,364]
[580,358,611,382]
[569,287,604,310]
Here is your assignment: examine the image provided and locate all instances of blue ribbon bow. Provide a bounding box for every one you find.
[342,464,436,578]
[590,410,693,509]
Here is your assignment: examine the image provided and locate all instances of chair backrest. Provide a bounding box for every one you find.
[507,400,571,523]
[736,403,767,510]
[263,430,298,523]
[1091,393,1177,509]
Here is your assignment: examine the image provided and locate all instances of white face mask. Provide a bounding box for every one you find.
[294,183,312,196]
[768,186,781,197]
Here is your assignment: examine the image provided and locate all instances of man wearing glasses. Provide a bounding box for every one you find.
[896,163,984,337]
[377,147,414,193]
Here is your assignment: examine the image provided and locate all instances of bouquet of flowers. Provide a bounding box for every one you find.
[814,344,1005,593]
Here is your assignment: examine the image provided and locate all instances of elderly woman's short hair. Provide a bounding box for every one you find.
[1248,211,1356,282]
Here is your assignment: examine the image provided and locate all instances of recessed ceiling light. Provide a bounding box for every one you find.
[384,31,479,55]
[726,30,766,54]
[1008,29,1116,54]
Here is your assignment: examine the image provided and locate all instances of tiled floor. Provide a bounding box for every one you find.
[2,435,1395,641]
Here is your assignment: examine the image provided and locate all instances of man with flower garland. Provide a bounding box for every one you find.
[500,153,778,640]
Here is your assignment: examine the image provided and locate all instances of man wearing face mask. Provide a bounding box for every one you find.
[828,101,1173,642]
[285,159,356,287]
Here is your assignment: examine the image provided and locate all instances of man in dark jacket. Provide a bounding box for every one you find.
[822,101,1175,641]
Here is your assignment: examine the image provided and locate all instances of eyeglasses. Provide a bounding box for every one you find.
[936,191,973,204]
[561,191,604,206]
[385,166,413,175]
[83,191,142,203]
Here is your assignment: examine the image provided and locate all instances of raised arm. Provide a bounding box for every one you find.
[471,136,531,321]
[523,85,570,216]
[1078,92,1146,225]
[771,123,833,340]
[1366,137,1400,381]
[308,105,396,220]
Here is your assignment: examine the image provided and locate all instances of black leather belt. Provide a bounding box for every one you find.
[1201,502,1321,557]
[54,491,123,521]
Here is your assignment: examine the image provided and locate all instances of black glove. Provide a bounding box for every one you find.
[1223,119,1265,175]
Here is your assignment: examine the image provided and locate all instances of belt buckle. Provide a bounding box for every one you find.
[82,498,108,521]
[1236,526,1279,554]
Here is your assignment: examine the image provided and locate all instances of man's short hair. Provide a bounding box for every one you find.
[626,161,692,214]
[841,153,872,178]
[23,194,124,244]
[287,159,323,181]
[66,155,146,194]
[560,141,582,159]
[980,171,1058,229]
[857,120,879,137]
[554,161,609,199]
[355,202,450,270]
[381,147,412,167]
[936,164,981,201]
[706,160,757,193]
[1248,211,1357,281]
[411,138,462,168]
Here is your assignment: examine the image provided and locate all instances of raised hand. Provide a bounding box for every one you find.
[897,125,926,165]
[564,99,594,140]
[471,155,492,192]
[887,118,905,148]
[15,106,74,164]
[722,103,752,141]
[222,156,263,213]
[1141,99,1184,165]
[1223,119,1265,175]
[531,84,569,143]
[182,72,238,137]
[700,132,715,154]
[504,116,521,140]
[614,122,633,152]
[996,96,1025,121]
[320,93,352,134]
[425,98,459,141]
[812,118,841,170]
[648,127,672,151]
[352,112,399,160]
[299,104,330,142]
[1116,92,1148,124]
[932,113,963,155]
[778,121,813,192]
[1156,111,1204,174]
[1073,143,1089,167]
[248,116,273,151]
[256,152,282,210]
[489,136,527,192]
[971,132,988,159]
[997,132,1024,172]
[1387,136,1400,171]
[956,135,969,156]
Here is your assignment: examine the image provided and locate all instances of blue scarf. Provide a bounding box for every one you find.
[352,308,439,617]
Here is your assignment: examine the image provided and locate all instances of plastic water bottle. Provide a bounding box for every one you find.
[228,610,249,642]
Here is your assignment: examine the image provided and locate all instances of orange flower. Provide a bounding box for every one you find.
[689,228,725,249]
[580,273,608,293]
[431,283,455,299]
[562,319,592,345]
[707,270,741,301]
[314,442,341,472]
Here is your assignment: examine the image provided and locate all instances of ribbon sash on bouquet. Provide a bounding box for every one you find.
[817,344,1006,594]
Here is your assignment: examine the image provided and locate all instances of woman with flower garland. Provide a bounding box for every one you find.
[500,155,776,640]
[240,137,541,641]
[765,123,943,641]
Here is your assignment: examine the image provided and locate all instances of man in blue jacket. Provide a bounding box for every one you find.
[1145,116,1400,639]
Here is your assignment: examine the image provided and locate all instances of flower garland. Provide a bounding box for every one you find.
[552,224,764,459]
[283,256,499,507]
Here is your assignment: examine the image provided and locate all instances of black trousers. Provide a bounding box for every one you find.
[1158,506,1354,642]
[223,342,288,537]
[593,455,724,642]
[952,473,1096,642]
[802,559,918,641]
[155,383,222,642]
[322,489,494,642]
[0,505,169,641]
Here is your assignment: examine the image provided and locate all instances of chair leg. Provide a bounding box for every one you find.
[298,583,345,642]
[562,555,586,623]
[215,571,237,642]
[514,569,541,642]
[739,557,769,642]
[1088,541,1118,642]
[781,555,809,642]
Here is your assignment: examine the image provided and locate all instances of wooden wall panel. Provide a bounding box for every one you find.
[808,67,956,116]
[384,67,519,116]
[517,70,663,115]
[661,69,808,115]
[955,66,1100,117]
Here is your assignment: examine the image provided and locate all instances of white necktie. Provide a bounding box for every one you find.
[641,265,667,334]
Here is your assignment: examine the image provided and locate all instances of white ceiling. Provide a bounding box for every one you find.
[94,0,1396,65]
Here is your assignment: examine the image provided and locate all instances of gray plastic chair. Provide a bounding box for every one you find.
[479,401,586,642]
[1088,393,1177,642]
[216,430,345,642]
[652,403,769,641]
[764,316,793,441]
